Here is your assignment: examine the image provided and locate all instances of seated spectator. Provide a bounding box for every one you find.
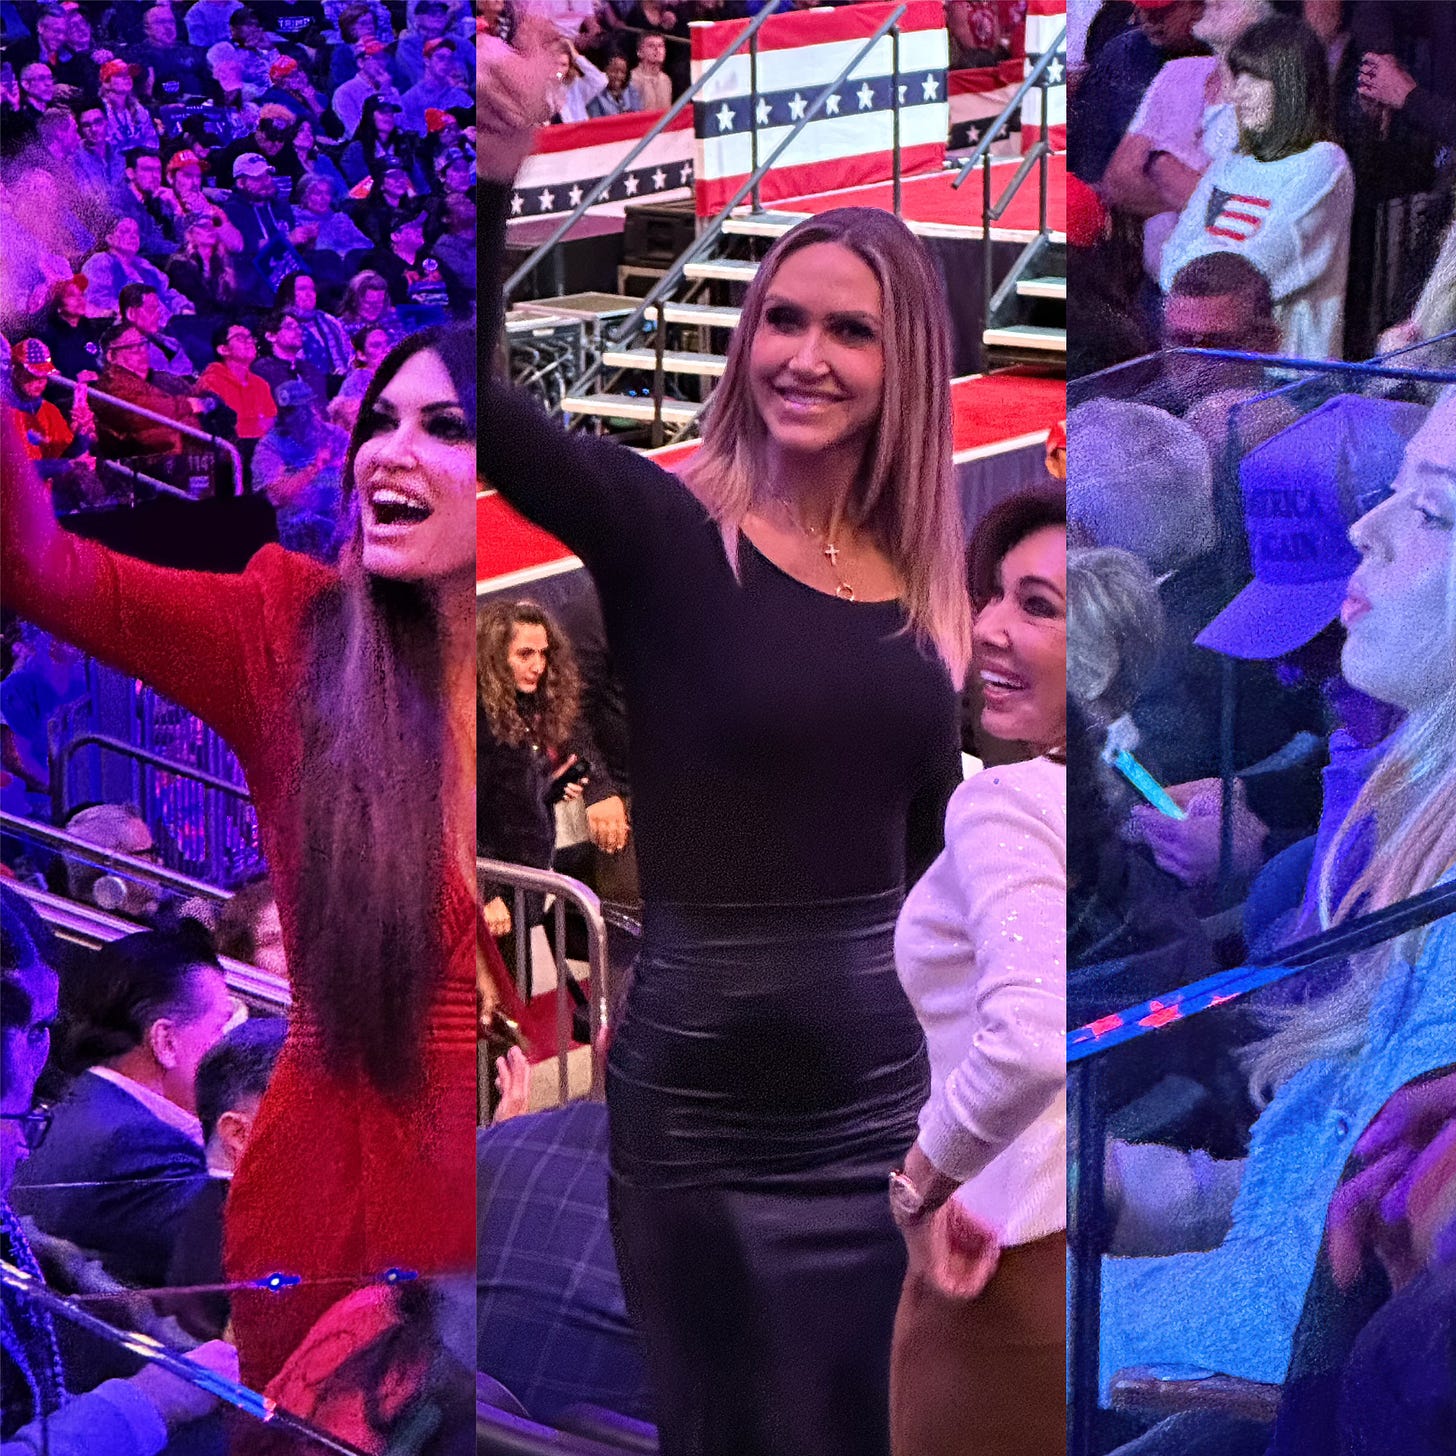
[428,194,476,315]
[99,58,161,152]
[2,61,55,157]
[62,803,162,921]
[133,3,212,106]
[255,309,328,406]
[81,216,190,320]
[205,6,290,101]
[261,55,328,125]
[629,31,671,113]
[1163,252,1281,356]
[337,323,391,404]
[359,203,450,308]
[397,0,464,87]
[287,118,348,198]
[7,339,95,479]
[165,151,234,238]
[39,277,108,383]
[400,37,472,134]
[165,1017,287,1341]
[289,173,373,263]
[206,54,264,146]
[165,214,243,326]
[477,1102,653,1425]
[11,925,236,1289]
[219,155,300,301]
[0,887,240,1449]
[75,101,125,195]
[276,271,354,380]
[195,323,277,443]
[1161,16,1355,361]
[186,0,247,50]
[1067,545,1166,740]
[213,104,298,188]
[92,322,205,463]
[118,285,195,379]
[20,107,100,258]
[353,162,422,245]
[1098,389,1456,1402]
[588,50,642,117]
[113,148,183,262]
[252,380,349,562]
[332,39,402,140]
[338,268,406,349]
[213,877,288,979]
[339,95,420,188]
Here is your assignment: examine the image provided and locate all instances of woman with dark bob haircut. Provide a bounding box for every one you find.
[2,323,487,1407]
[1161,14,1353,360]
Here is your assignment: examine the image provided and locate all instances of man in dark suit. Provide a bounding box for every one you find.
[11,927,235,1290]
[165,1017,287,1340]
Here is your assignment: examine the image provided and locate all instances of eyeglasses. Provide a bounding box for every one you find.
[1,1105,54,1154]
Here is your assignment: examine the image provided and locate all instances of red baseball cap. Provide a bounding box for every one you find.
[269,57,299,83]
[1066,174,1107,249]
[12,339,56,377]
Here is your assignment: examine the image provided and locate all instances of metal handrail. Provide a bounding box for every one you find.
[563,5,909,431]
[97,458,195,502]
[478,856,611,1108]
[611,6,909,348]
[9,879,291,1013]
[46,371,245,494]
[503,0,786,301]
[951,24,1065,189]
[1,809,231,904]
[53,731,253,827]
[1065,875,1456,1456]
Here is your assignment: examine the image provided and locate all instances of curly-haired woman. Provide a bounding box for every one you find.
[477,597,586,943]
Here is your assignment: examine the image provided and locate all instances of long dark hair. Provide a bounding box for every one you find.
[293,324,476,1095]
[1229,16,1332,163]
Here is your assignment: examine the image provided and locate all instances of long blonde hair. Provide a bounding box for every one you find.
[1247,412,1456,1104]
[680,207,973,685]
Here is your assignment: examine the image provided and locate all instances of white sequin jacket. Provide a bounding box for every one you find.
[894,757,1068,1246]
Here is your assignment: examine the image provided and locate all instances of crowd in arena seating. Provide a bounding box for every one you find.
[1,0,478,520]
[1068,0,1455,374]
[1064,5,1456,1452]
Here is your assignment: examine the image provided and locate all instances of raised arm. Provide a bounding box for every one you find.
[1,407,301,765]
[478,31,702,581]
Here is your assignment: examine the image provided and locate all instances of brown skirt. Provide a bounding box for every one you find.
[890,1229,1066,1456]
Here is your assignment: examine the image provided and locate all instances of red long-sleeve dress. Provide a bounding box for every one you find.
[1,418,476,1390]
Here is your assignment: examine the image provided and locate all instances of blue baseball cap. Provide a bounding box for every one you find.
[1196,395,1427,660]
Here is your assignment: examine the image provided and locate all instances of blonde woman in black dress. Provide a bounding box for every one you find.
[480,32,973,1456]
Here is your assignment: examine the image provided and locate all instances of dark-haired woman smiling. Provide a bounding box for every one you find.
[1,325,481,1399]
[1161,14,1353,359]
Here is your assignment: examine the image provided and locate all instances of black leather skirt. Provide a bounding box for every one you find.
[606,891,929,1456]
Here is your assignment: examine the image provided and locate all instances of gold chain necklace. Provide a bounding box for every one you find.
[774,497,856,600]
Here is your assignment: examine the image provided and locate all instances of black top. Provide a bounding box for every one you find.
[482,183,959,907]
[554,575,633,804]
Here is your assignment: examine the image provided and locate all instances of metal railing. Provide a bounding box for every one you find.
[52,731,253,827]
[568,5,910,439]
[2,809,232,905]
[478,857,611,1107]
[1066,879,1456,1456]
[47,370,245,495]
[951,25,1065,346]
[2,861,290,1014]
[503,0,786,302]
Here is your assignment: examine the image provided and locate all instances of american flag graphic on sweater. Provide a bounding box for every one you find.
[1205,187,1273,243]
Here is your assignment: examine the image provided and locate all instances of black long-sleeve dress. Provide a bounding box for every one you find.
[482,181,961,1456]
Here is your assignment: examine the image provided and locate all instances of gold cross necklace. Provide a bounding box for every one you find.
[775,497,856,600]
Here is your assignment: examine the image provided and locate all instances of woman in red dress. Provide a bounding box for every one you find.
[1,325,492,1395]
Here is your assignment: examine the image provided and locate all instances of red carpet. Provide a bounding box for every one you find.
[763,152,1067,237]
[479,370,1064,590]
